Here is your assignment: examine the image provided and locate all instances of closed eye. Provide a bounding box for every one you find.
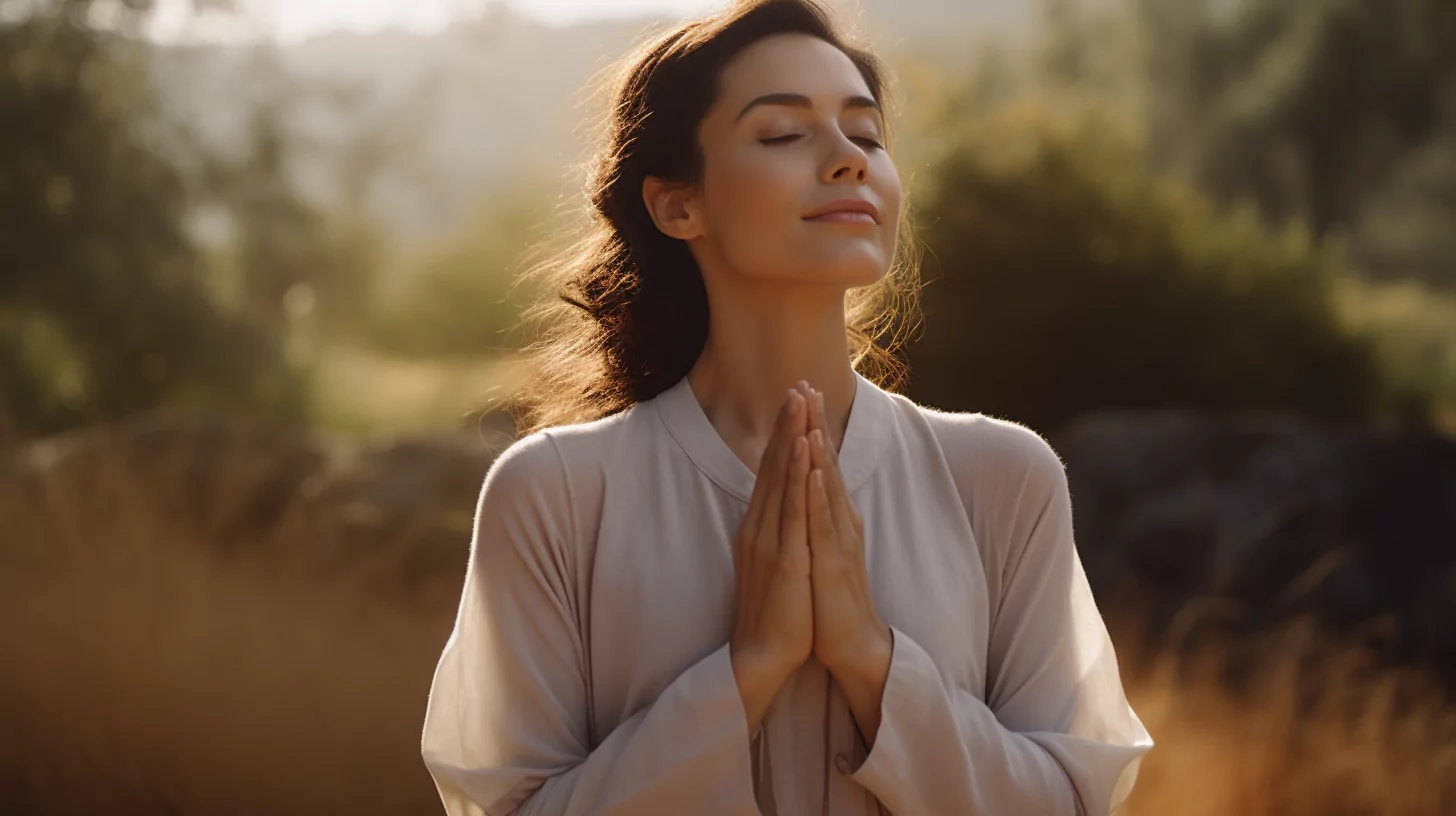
[759,134,884,150]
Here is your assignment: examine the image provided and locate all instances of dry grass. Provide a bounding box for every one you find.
[1119,620,1456,816]
[0,527,456,815]
[0,434,469,815]
[4,439,1456,814]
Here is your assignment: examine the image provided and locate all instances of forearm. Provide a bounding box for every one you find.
[428,642,763,816]
[843,625,1151,816]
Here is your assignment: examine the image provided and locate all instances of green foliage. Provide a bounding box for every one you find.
[1347,132,1456,290]
[1134,0,1456,289]
[200,96,390,398]
[904,103,1397,431]
[210,104,375,335]
[7,0,1449,441]
[0,4,303,441]
[1333,277,1456,427]
[367,182,555,358]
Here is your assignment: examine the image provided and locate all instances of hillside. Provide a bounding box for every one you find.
[149,1,1038,240]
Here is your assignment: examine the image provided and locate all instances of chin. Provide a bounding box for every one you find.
[841,267,887,288]
[812,254,891,287]
[748,249,890,287]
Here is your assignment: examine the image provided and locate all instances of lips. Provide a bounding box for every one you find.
[802,198,880,224]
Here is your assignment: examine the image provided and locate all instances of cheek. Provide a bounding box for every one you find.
[877,158,904,218]
[883,182,904,245]
[702,151,804,264]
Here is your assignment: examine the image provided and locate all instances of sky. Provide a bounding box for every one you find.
[147,0,730,43]
[479,1,725,27]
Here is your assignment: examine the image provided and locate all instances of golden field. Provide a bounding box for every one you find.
[3,436,1454,815]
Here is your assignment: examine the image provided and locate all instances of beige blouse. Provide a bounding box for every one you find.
[421,370,1154,815]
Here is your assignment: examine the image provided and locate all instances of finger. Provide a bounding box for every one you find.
[810,388,838,467]
[756,390,805,542]
[807,427,841,481]
[776,389,809,473]
[743,391,798,536]
[779,434,810,554]
[809,428,860,545]
[788,386,809,438]
[797,381,820,435]
[807,468,836,558]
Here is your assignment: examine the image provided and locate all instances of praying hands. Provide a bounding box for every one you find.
[728,381,893,747]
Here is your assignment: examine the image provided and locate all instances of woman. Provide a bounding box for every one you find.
[421,1,1154,814]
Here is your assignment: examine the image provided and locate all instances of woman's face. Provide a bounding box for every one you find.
[659,33,902,289]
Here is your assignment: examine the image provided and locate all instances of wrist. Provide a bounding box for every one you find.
[826,622,893,681]
[730,645,792,691]
[731,646,795,735]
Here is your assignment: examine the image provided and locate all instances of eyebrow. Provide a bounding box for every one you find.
[733,92,881,123]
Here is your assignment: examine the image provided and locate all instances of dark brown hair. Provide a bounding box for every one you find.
[507,0,923,435]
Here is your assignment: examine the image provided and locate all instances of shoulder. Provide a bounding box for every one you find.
[902,402,1077,596]
[484,403,643,491]
[902,399,1069,493]
[473,402,653,544]
[470,431,572,546]
[480,429,567,497]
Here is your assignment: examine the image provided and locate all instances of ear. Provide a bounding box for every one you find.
[642,175,704,241]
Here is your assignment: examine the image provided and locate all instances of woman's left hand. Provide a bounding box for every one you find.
[796,383,893,678]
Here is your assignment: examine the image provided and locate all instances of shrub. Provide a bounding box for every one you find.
[904,103,1397,431]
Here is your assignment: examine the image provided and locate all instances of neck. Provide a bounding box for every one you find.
[685,277,857,462]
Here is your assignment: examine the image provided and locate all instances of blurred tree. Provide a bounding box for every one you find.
[904,103,1403,431]
[1038,0,1137,101]
[0,0,302,442]
[205,93,385,354]
[1134,0,1456,288]
[367,172,557,359]
[1347,131,1456,290]
[1332,276,1456,431]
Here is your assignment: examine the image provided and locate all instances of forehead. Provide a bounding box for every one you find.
[712,33,873,113]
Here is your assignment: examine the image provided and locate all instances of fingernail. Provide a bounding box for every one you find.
[796,379,809,392]
[788,393,800,415]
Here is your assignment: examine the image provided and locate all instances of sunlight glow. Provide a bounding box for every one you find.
[514,0,726,27]
[144,0,731,43]
[268,0,459,40]
[144,0,728,44]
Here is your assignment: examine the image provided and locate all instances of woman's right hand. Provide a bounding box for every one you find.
[729,388,814,733]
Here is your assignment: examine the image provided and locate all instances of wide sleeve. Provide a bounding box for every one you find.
[420,431,761,816]
[848,423,1153,815]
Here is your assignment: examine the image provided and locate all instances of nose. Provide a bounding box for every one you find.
[821,131,869,184]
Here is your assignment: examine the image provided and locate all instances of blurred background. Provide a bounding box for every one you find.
[3,0,1456,813]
